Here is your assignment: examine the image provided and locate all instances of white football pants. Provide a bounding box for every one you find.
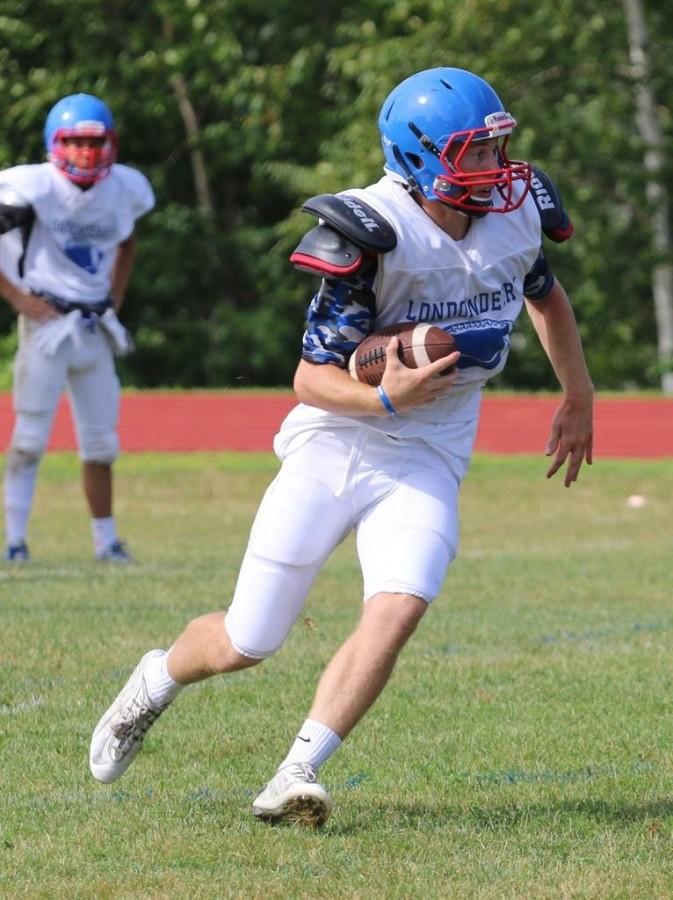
[225,426,462,658]
[9,316,120,463]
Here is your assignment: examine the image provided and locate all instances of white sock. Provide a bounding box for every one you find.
[5,504,31,547]
[91,517,117,554]
[4,462,38,545]
[144,649,183,707]
[279,719,342,773]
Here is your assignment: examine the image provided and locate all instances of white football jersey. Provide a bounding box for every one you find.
[0,162,155,302]
[277,174,542,467]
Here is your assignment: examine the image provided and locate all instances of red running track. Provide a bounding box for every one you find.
[0,391,671,458]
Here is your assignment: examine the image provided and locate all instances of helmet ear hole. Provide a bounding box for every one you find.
[405,153,423,170]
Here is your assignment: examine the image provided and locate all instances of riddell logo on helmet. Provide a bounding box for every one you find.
[484,111,515,131]
[73,120,106,134]
[341,197,381,232]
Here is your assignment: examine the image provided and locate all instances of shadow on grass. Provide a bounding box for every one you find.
[327,797,673,835]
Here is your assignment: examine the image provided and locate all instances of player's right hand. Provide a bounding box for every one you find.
[11,291,60,321]
[380,335,461,412]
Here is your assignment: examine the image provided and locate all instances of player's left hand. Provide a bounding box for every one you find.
[380,336,461,412]
[544,394,594,487]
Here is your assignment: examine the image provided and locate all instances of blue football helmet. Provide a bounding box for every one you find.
[378,68,531,215]
[44,93,117,185]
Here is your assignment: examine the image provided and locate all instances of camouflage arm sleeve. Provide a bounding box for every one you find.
[301,263,377,367]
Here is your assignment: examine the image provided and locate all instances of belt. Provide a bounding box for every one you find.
[32,290,112,319]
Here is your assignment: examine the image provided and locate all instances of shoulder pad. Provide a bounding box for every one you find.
[529,166,574,242]
[291,224,367,278]
[290,193,396,278]
[302,193,397,253]
[0,185,34,234]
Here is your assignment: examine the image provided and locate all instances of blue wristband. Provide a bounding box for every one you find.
[376,384,397,417]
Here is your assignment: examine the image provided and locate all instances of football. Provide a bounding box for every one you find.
[348,322,458,386]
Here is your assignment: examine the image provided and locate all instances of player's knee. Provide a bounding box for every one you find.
[9,428,47,469]
[6,446,41,472]
[181,613,264,673]
[79,429,119,464]
[224,592,295,662]
[224,550,318,659]
[222,624,272,666]
[10,412,52,462]
[364,592,428,645]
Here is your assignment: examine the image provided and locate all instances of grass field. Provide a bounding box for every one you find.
[2,451,673,899]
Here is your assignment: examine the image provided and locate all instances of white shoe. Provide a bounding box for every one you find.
[252,762,333,827]
[89,650,168,783]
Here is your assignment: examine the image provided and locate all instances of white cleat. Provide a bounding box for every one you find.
[252,762,333,827]
[89,650,168,783]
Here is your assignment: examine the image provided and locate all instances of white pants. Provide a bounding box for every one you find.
[9,316,120,463]
[225,426,463,659]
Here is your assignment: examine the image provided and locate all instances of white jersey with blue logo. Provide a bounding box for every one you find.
[277,174,542,467]
[0,162,154,302]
